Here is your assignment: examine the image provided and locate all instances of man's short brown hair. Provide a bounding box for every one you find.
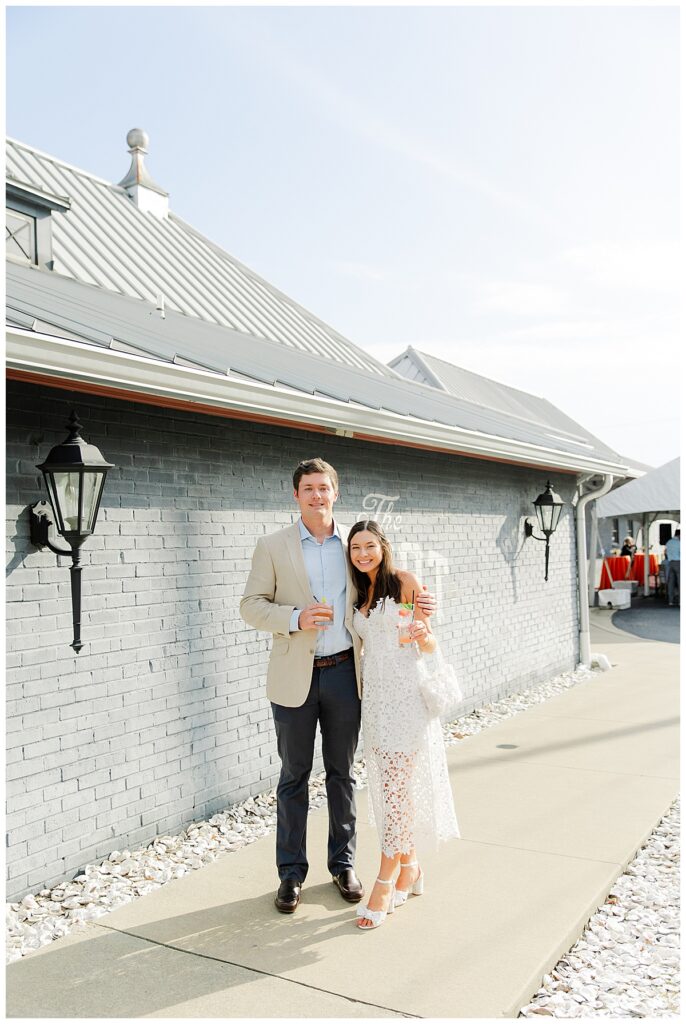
[293,458,339,493]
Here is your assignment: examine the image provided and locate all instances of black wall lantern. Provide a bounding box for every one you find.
[29,411,114,652]
[524,480,565,582]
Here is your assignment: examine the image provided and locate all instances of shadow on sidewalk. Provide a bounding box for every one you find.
[7,887,360,1019]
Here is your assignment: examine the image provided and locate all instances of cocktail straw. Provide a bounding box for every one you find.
[411,589,415,620]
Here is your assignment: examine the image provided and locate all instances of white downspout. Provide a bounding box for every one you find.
[576,474,614,667]
[588,501,599,607]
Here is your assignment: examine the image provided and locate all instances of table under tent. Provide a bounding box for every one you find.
[594,457,680,604]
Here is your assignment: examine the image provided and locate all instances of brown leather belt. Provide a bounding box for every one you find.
[313,648,353,669]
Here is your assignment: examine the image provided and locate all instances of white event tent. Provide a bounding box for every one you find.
[596,458,680,596]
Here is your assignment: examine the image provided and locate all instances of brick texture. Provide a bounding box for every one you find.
[6,381,580,899]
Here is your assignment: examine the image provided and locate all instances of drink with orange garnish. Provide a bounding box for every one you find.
[397,602,414,646]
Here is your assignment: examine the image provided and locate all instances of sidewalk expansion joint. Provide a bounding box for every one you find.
[92,923,421,1018]
[467,757,679,781]
[457,837,623,866]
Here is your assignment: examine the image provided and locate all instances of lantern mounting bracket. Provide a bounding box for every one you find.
[524,519,547,542]
[29,500,71,556]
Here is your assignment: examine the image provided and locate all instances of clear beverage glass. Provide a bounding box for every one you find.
[398,603,414,646]
[317,597,334,628]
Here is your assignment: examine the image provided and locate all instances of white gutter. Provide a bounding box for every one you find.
[576,474,614,666]
[6,326,632,477]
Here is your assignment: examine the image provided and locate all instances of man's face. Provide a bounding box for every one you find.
[294,472,338,521]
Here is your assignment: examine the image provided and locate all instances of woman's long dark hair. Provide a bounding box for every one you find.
[348,520,402,610]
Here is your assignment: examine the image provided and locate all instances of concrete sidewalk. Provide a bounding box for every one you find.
[7,611,679,1018]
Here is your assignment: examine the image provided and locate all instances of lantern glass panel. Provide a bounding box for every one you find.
[43,473,65,534]
[549,502,563,534]
[83,471,107,532]
[536,502,554,534]
[53,471,82,532]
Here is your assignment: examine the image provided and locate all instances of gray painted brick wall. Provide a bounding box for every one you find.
[6,381,580,899]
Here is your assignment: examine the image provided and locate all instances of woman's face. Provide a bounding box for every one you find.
[349,530,384,575]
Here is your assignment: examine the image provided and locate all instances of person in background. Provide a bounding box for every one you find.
[664,529,680,607]
[620,536,636,557]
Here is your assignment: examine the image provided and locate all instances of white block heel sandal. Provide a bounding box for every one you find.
[355,877,396,929]
[394,861,424,907]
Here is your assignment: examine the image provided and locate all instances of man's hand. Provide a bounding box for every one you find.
[298,603,334,630]
[415,584,437,618]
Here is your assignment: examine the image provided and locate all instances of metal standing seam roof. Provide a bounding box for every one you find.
[5,136,633,473]
[6,261,628,467]
[5,137,391,378]
[389,346,625,459]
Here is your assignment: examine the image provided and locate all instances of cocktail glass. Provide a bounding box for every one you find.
[316,597,334,628]
[398,603,414,646]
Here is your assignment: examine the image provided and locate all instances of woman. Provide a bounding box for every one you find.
[348,520,459,930]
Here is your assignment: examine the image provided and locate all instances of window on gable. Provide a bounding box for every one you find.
[6,207,37,264]
[5,179,71,271]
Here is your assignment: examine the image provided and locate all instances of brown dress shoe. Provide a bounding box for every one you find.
[332,868,364,902]
[275,878,301,913]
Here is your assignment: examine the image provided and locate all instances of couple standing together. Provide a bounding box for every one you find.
[240,459,459,930]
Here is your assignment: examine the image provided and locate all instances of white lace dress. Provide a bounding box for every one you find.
[354,598,460,858]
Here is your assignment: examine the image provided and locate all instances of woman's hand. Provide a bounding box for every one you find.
[409,620,431,647]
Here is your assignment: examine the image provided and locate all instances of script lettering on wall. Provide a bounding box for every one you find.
[358,493,402,530]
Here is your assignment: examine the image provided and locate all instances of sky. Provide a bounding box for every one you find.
[5,2,681,468]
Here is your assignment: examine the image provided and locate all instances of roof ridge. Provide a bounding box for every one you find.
[6,136,124,191]
[416,346,549,403]
[394,347,599,445]
[7,136,391,376]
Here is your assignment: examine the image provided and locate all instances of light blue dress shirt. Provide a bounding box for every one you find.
[665,537,680,561]
[289,518,353,656]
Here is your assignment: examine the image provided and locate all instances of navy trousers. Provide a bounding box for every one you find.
[271,656,360,883]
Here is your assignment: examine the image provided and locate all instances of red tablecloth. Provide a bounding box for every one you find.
[629,553,659,583]
[599,556,631,590]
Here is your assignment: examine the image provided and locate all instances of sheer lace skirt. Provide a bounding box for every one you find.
[355,601,459,857]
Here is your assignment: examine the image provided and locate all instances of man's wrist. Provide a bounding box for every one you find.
[289,608,302,633]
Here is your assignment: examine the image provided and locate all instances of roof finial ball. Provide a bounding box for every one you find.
[118,127,168,216]
[126,128,149,153]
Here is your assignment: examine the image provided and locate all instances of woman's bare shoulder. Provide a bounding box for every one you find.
[395,568,423,600]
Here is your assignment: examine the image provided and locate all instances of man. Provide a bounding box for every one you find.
[240,458,436,913]
[665,529,680,607]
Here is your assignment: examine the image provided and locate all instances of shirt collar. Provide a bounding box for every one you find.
[298,517,341,542]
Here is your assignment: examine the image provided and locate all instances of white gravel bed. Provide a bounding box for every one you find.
[519,798,680,1018]
[7,659,679,1023]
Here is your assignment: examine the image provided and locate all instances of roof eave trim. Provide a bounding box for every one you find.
[5,327,631,477]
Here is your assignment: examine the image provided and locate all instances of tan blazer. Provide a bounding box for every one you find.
[240,522,362,707]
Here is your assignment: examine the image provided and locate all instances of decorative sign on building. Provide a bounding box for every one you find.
[358,493,402,529]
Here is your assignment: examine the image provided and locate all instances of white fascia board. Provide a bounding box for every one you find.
[6,327,631,477]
